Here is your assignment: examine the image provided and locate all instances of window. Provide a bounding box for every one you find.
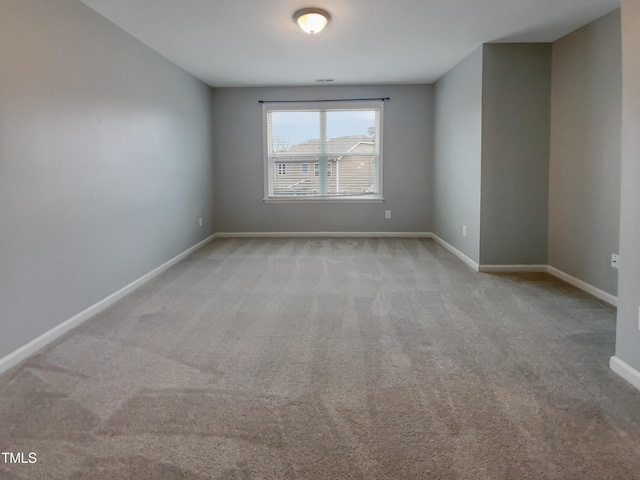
[314,163,332,176]
[263,101,383,201]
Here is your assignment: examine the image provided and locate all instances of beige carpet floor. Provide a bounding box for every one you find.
[1,237,640,479]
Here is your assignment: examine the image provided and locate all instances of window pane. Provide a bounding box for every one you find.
[271,156,319,196]
[326,110,377,154]
[334,155,376,195]
[270,111,319,153]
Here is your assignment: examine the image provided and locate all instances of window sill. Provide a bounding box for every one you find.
[264,196,384,204]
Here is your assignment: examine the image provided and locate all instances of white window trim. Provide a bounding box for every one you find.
[262,100,384,203]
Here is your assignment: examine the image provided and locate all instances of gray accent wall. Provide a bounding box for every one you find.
[548,10,622,296]
[480,44,551,266]
[212,85,433,233]
[616,0,640,372]
[434,48,484,263]
[434,44,551,266]
[0,0,215,360]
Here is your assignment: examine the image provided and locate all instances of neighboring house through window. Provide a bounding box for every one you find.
[263,100,383,201]
[314,163,332,176]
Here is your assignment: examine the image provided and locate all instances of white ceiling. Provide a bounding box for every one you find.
[79,0,620,87]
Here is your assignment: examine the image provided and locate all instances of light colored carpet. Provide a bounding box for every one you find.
[1,237,639,479]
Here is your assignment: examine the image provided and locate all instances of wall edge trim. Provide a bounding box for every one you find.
[1,233,619,375]
[479,265,548,273]
[213,232,433,238]
[547,265,617,306]
[610,356,640,392]
[0,234,216,376]
[430,234,480,271]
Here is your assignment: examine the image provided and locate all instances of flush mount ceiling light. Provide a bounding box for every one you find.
[293,8,331,34]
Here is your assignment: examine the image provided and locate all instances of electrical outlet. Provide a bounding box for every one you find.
[199,218,203,227]
[611,253,619,269]
[385,210,391,219]
[462,225,467,237]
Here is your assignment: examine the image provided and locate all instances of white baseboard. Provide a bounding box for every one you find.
[610,356,640,392]
[214,232,432,238]
[477,264,616,306]
[0,234,216,376]
[479,265,548,273]
[430,234,479,271]
[546,266,617,307]
[171,235,621,307]
[1,231,618,375]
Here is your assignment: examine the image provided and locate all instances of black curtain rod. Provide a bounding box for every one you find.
[258,97,389,104]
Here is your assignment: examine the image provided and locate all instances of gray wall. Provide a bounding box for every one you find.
[0,0,215,360]
[616,0,640,372]
[480,44,551,265]
[434,48,484,262]
[548,11,622,295]
[212,85,433,233]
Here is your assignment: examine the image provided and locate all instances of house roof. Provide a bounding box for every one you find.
[284,135,373,155]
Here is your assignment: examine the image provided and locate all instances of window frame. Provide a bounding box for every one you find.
[262,100,384,203]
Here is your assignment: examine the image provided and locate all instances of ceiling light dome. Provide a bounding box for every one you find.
[293,8,331,34]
